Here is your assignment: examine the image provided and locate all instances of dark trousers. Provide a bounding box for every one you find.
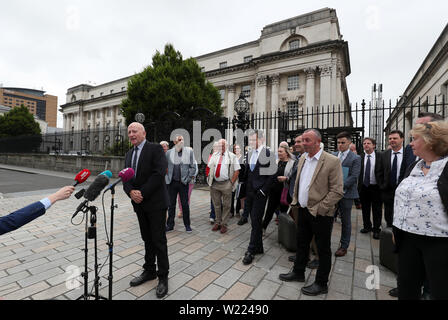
[262,187,288,230]
[134,206,169,279]
[167,181,190,228]
[294,208,334,286]
[360,184,382,232]
[397,230,448,300]
[245,189,268,254]
[382,187,396,227]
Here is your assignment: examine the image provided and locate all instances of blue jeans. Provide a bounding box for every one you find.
[338,198,353,249]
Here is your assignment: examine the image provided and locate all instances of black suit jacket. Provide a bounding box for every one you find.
[123,140,169,212]
[375,149,407,192]
[244,147,276,195]
[402,144,417,171]
[358,151,381,191]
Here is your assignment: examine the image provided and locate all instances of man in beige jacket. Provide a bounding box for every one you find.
[207,139,240,234]
[279,129,343,296]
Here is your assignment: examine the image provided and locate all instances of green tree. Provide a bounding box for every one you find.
[0,105,42,153]
[0,105,41,138]
[121,43,222,124]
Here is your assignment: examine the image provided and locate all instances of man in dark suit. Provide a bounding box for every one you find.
[242,130,276,265]
[358,137,383,239]
[0,186,74,235]
[123,122,170,298]
[332,132,361,257]
[375,130,405,228]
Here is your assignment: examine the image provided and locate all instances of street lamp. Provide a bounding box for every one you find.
[233,92,250,131]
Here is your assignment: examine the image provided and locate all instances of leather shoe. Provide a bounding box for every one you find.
[212,223,221,231]
[389,287,398,297]
[130,270,157,287]
[156,278,168,298]
[242,251,254,265]
[335,247,347,257]
[278,271,305,282]
[288,255,296,262]
[237,217,248,225]
[220,225,228,234]
[301,282,328,296]
[307,259,319,269]
[360,228,372,233]
[373,232,380,240]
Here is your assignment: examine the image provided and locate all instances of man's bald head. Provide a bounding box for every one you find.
[128,122,146,146]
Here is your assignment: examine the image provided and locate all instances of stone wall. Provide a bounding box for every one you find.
[0,154,125,176]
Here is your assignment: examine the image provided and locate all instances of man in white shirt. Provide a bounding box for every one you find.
[279,129,343,296]
[375,130,405,228]
[207,139,240,234]
[358,137,383,239]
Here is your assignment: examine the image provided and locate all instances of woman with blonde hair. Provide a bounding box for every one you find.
[393,120,448,300]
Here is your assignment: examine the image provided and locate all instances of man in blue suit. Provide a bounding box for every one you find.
[332,132,361,257]
[242,130,276,265]
[0,186,75,236]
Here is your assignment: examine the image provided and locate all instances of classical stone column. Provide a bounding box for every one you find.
[319,64,332,129]
[226,85,235,143]
[64,114,69,132]
[256,75,268,114]
[270,74,280,152]
[336,64,344,126]
[305,67,316,128]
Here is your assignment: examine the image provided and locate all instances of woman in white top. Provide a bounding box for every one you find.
[393,120,448,300]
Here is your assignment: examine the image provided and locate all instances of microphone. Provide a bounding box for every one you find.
[103,168,134,193]
[73,169,91,186]
[84,174,110,201]
[99,170,112,179]
[72,174,110,219]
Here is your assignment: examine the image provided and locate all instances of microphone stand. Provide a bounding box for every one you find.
[76,203,107,300]
[107,185,118,300]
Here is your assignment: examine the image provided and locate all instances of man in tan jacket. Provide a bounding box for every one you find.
[207,139,240,234]
[279,129,343,296]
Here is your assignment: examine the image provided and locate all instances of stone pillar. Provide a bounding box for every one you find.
[256,75,268,114]
[270,74,280,152]
[64,114,69,132]
[336,64,344,125]
[305,67,316,128]
[319,65,332,129]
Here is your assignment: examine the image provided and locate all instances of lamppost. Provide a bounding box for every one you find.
[232,92,250,149]
[232,92,250,131]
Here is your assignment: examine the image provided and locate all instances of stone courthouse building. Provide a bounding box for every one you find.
[60,8,351,148]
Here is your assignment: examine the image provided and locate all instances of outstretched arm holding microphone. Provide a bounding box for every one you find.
[0,185,75,236]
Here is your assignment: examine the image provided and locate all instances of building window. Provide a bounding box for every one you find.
[244,56,252,63]
[241,85,251,98]
[219,62,227,69]
[289,39,300,50]
[288,75,299,91]
[287,101,299,117]
[219,89,225,101]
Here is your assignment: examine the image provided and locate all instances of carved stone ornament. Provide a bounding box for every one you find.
[257,75,268,87]
[270,74,280,85]
[319,65,332,77]
[304,67,316,80]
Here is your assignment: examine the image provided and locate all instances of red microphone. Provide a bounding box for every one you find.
[103,168,134,192]
[73,169,91,186]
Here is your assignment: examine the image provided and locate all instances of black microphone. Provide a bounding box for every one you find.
[75,188,85,199]
[72,175,109,219]
[84,174,110,201]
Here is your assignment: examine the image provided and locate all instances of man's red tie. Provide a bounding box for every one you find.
[215,154,223,178]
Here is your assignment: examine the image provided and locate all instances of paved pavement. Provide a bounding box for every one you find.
[0,164,397,300]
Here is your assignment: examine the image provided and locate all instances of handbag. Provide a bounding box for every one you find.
[280,187,289,206]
